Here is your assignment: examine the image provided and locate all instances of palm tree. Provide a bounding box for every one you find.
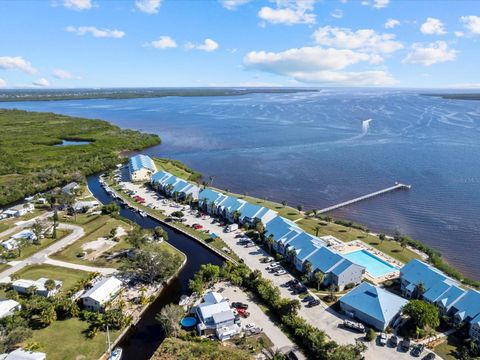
[287,248,296,263]
[314,271,325,291]
[200,197,208,211]
[303,260,313,275]
[312,209,318,218]
[208,175,214,186]
[267,234,275,253]
[232,210,241,223]
[44,279,56,292]
[282,200,287,208]
[400,238,407,252]
[314,225,321,237]
[52,211,59,239]
[297,204,303,213]
[415,282,426,299]
[379,233,386,243]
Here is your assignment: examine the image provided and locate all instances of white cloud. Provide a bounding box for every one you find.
[0,78,6,88]
[373,0,389,8]
[135,0,162,14]
[220,0,251,10]
[32,78,50,87]
[460,15,480,34]
[185,38,219,52]
[403,41,457,66]
[362,0,389,8]
[258,0,316,25]
[330,9,343,19]
[52,69,76,79]
[313,26,403,54]
[420,17,447,35]
[0,56,37,74]
[454,31,464,37]
[384,19,400,29]
[66,26,125,38]
[243,46,396,85]
[148,36,177,49]
[63,0,92,10]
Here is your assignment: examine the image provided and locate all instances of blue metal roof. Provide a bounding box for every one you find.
[437,285,465,309]
[151,170,172,184]
[199,188,224,204]
[287,233,325,261]
[129,154,156,173]
[340,282,407,324]
[306,246,344,273]
[239,202,264,219]
[450,290,480,322]
[217,196,245,213]
[265,216,299,240]
[331,259,358,276]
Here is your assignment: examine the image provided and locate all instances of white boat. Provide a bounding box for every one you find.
[108,348,123,360]
[139,211,147,217]
[106,326,123,360]
[178,295,190,306]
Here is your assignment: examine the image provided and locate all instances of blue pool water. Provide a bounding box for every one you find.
[344,250,397,278]
[180,316,197,328]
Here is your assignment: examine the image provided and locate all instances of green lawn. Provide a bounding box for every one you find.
[31,317,120,360]
[0,263,10,273]
[434,334,463,360]
[14,264,91,294]
[15,229,71,260]
[0,210,44,234]
[51,217,131,268]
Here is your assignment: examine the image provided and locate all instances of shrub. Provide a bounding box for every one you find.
[365,328,376,342]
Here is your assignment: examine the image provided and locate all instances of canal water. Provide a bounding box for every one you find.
[87,175,224,360]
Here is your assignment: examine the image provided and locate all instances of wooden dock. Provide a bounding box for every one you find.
[318,182,411,214]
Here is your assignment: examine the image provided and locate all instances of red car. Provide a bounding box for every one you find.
[236,308,250,318]
[193,224,203,230]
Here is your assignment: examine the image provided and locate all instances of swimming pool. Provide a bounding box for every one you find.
[344,249,397,278]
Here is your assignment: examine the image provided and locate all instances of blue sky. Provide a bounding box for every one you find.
[0,0,479,88]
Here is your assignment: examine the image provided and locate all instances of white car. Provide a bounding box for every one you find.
[379,333,387,346]
[275,269,287,275]
[245,323,256,330]
[266,263,280,270]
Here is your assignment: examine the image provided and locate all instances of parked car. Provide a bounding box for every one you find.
[275,269,287,275]
[193,224,203,230]
[422,353,436,360]
[343,319,365,333]
[294,285,308,294]
[302,295,315,302]
[378,333,387,346]
[308,299,320,307]
[232,302,248,310]
[245,323,256,330]
[236,308,250,318]
[389,335,398,347]
[411,344,425,357]
[286,279,299,287]
[400,338,411,352]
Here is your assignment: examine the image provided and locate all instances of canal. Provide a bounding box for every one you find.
[87,174,224,360]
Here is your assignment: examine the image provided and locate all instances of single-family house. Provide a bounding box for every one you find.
[3,204,34,218]
[72,200,99,213]
[0,299,21,318]
[340,282,408,330]
[128,154,157,182]
[195,291,240,341]
[12,230,37,242]
[1,239,19,251]
[12,278,62,297]
[62,182,79,194]
[81,276,123,312]
[0,349,46,360]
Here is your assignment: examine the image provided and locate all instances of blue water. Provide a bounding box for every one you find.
[54,139,91,146]
[180,317,197,328]
[1,89,480,279]
[344,250,397,278]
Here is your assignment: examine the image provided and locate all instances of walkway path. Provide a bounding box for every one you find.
[0,222,116,282]
[44,258,116,275]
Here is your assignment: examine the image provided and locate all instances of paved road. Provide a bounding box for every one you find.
[122,181,441,360]
[44,258,116,275]
[0,223,116,282]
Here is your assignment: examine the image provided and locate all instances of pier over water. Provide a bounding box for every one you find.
[318,182,411,214]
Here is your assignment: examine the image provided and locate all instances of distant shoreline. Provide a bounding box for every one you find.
[422,93,480,101]
[0,88,317,102]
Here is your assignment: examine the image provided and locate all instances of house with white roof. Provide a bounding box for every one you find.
[81,276,123,312]
[0,299,21,318]
[128,154,157,182]
[1,239,20,251]
[3,203,34,218]
[12,278,62,297]
[194,291,240,341]
[340,282,407,330]
[0,349,46,360]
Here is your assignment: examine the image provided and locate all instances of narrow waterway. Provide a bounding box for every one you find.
[87,175,224,360]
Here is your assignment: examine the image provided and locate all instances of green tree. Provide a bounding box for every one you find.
[304,260,313,275]
[153,226,168,241]
[365,328,376,342]
[379,233,386,243]
[314,271,325,291]
[39,304,57,326]
[52,211,59,239]
[281,201,287,208]
[155,303,184,338]
[403,299,440,331]
[102,202,119,215]
[297,204,303,213]
[414,282,426,299]
[31,219,46,245]
[232,210,241,223]
[44,279,56,291]
[266,234,275,253]
[199,264,220,284]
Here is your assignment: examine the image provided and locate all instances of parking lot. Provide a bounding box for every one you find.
[117,180,441,360]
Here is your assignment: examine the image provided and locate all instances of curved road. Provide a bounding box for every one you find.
[0,223,116,282]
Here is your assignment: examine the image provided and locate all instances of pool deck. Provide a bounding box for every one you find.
[337,240,401,285]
